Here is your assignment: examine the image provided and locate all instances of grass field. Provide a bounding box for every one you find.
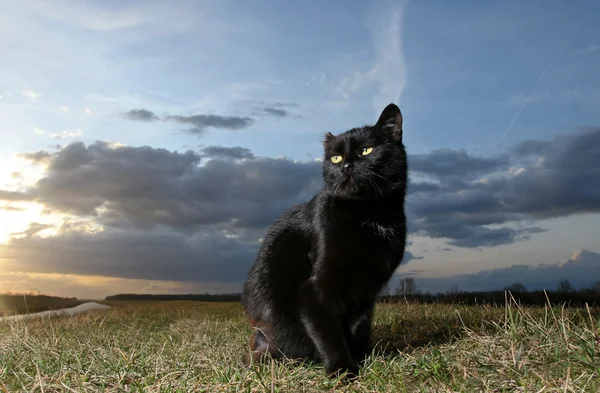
[0,299,599,392]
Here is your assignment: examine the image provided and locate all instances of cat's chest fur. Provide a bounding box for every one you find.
[309,193,406,302]
[361,220,400,240]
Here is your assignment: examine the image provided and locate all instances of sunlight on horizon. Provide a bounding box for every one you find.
[0,205,38,244]
[0,203,65,245]
[0,155,52,245]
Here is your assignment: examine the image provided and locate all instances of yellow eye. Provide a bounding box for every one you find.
[330,155,342,164]
[362,147,373,155]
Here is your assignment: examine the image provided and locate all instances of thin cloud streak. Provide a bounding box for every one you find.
[367,1,408,115]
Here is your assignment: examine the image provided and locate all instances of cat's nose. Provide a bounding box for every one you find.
[342,162,354,173]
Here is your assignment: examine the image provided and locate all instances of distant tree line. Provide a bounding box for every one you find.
[105,279,600,307]
[376,278,600,307]
[105,293,242,302]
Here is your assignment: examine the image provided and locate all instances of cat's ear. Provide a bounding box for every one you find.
[376,103,403,141]
[323,132,336,148]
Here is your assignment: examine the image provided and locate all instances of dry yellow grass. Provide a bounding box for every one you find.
[0,299,598,392]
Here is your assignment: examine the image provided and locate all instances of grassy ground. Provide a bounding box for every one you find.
[0,299,598,392]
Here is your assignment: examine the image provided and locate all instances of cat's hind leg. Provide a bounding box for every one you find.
[242,327,270,365]
[242,318,317,366]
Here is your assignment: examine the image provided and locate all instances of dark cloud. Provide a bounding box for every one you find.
[1,226,256,283]
[28,141,321,233]
[121,108,256,134]
[407,181,440,194]
[2,126,599,287]
[122,109,160,122]
[395,249,600,293]
[260,107,289,118]
[409,149,510,180]
[119,102,298,135]
[406,127,600,247]
[490,127,600,219]
[447,226,546,248]
[165,114,254,135]
[255,102,302,119]
[201,146,255,159]
[403,251,424,264]
[18,150,53,164]
[407,188,537,247]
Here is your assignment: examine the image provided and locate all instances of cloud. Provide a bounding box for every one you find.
[84,108,93,116]
[0,190,33,202]
[121,104,290,134]
[51,129,83,139]
[325,1,408,112]
[403,251,424,264]
[8,127,600,251]
[259,107,289,118]
[0,141,320,284]
[120,107,258,135]
[34,128,81,139]
[406,127,600,247]
[201,146,255,159]
[25,141,321,233]
[252,101,299,118]
[11,222,54,237]
[2,126,599,288]
[0,204,25,212]
[409,149,510,181]
[366,0,408,113]
[1,227,257,284]
[165,113,254,135]
[122,108,160,122]
[398,249,600,293]
[21,89,41,101]
[494,127,600,218]
[18,150,53,164]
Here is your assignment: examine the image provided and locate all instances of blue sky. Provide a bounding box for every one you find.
[1,0,599,298]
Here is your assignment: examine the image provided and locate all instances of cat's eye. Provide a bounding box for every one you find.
[330,155,342,164]
[361,147,373,156]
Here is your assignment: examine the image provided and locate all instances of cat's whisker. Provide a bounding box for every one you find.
[369,171,393,187]
[363,172,387,199]
[365,175,384,199]
[330,182,341,215]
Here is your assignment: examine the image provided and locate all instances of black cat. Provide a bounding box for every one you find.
[241,103,408,378]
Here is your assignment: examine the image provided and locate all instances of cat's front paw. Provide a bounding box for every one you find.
[325,358,359,380]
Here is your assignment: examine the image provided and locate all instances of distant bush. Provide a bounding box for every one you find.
[0,294,80,316]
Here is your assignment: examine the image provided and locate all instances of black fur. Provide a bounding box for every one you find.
[241,103,408,378]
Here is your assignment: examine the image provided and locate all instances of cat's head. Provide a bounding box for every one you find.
[322,103,407,199]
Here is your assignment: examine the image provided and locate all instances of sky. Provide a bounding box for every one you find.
[1,0,599,299]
